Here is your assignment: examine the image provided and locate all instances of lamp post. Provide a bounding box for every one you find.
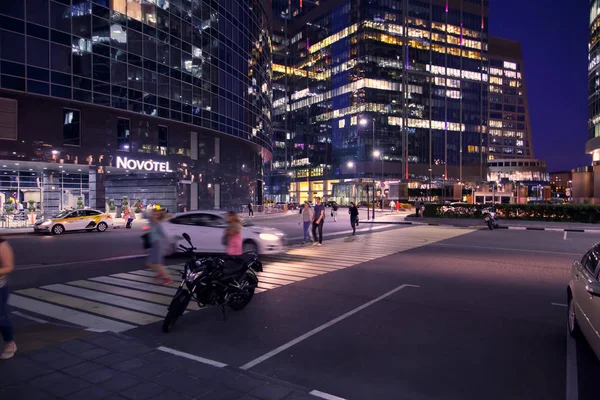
[568,179,572,203]
[441,174,445,204]
[361,117,376,220]
[428,168,432,202]
[347,161,356,204]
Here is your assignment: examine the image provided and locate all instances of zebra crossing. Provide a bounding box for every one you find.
[8,226,472,332]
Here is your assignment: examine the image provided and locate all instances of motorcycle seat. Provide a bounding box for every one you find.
[221,254,255,274]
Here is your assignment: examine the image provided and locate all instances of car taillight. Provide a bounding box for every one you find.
[142,225,150,231]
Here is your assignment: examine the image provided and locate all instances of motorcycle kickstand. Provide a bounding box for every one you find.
[221,304,228,321]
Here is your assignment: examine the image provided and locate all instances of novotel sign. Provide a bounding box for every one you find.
[116,157,173,172]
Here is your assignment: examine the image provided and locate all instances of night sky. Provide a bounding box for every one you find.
[490,0,590,172]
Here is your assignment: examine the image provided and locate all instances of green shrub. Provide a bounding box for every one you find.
[423,203,600,223]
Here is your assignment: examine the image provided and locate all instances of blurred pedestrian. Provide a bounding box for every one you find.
[331,203,339,222]
[298,201,314,244]
[349,202,359,235]
[248,202,254,217]
[389,200,396,213]
[396,201,401,212]
[0,236,16,359]
[311,197,325,246]
[224,212,243,255]
[123,206,133,229]
[146,208,172,285]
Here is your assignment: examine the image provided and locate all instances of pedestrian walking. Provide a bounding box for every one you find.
[331,203,339,222]
[389,200,396,213]
[419,201,425,218]
[311,197,325,246]
[0,236,16,359]
[223,212,243,256]
[248,202,254,217]
[123,206,133,229]
[146,208,172,285]
[349,202,359,235]
[298,201,314,244]
[396,201,401,212]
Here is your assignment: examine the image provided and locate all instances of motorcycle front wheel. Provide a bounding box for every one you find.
[486,219,494,230]
[162,288,191,333]
[228,276,256,311]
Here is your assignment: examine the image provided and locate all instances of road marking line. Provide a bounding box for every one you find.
[41,284,169,316]
[157,346,228,368]
[239,283,420,370]
[16,254,146,270]
[8,294,136,332]
[16,288,162,325]
[552,303,568,307]
[90,276,175,295]
[310,390,347,400]
[258,271,312,281]
[110,273,180,288]
[255,275,297,285]
[67,280,175,306]
[261,267,319,278]
[86,328,107,333]
[12,311,49,324]
[257,282,282,290]
[432,243,581,256]
[566,326,578,400]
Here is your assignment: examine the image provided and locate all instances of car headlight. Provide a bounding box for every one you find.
[259,233,279,241]
[40,220,52,226]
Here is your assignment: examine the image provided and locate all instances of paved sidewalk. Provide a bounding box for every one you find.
[0,330,323,400]
[403,216,600,232]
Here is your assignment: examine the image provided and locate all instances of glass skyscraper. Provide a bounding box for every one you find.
[0,0,272,212]
[588,0,600,161]
[270,0,489,203]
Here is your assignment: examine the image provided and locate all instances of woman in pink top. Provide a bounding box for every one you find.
[224,212,243,256]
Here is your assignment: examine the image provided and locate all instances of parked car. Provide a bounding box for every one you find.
[568,243,600,360]
[161,211,286,256]
[34,209,113,235]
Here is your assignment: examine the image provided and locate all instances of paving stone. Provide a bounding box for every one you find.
[0,383,54,399]
[27,347,84,369]
[155,371,212,398]
[119,344,155,357]
[79,347,112,360]
[148,390,190,400]
[30,371,90,397]
[56,339,100,356]
[130,362,174,380]
[174,360,224,380]
[195,385,246,400]
[0,357,53,385]
[82,334,126,349]
[99,372,143,393]
[66,386,114,400]
[94,352,132,366]
[81,367,120,384]
[121,381,166,400]
[113,357,149,373]
[223,374,264,394]
[280,392,319,400]
[249,382,294,400]
[63,361,105,377]
[237,395,261,400]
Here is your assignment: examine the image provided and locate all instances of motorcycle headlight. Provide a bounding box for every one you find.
[259,233,279,241]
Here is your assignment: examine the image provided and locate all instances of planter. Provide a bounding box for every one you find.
[109,212,117,219]
[29,212,36,225]
[134,213,143,220]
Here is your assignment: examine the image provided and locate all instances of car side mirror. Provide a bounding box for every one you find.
[586,282,600,297]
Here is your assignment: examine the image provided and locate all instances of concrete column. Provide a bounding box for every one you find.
[88,167,106,211]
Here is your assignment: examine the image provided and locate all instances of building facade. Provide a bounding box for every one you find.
[268,0,490,203]
[0,0,272,215]
[588,0,600,160]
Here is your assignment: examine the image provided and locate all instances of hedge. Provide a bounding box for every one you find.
[423,203,600,223]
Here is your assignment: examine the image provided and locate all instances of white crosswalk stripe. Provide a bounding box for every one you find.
[8,226,471,332]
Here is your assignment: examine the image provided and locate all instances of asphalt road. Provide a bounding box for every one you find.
[6,212,381,268]
[6,225,600,399]
[126,228,599,400]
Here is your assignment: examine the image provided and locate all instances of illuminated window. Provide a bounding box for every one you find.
[338,119,345,128]
[490,76,502,85]
[111,0,127,14]
[489,129,502,136]
[503,61,517,70]
[490,67,503,76]
[489,120,503,128]
[350,116,357,126]
[446,90,460,99]
[127,0,142,21]
[504,70,516,78]
[516,140,524,146]
[447,79,460,88]
[490,85,503,94]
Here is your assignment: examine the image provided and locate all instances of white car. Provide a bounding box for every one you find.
[162,211,286,255]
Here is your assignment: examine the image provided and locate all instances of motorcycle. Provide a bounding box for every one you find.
[162,233,263,333]
[483,208,499,230]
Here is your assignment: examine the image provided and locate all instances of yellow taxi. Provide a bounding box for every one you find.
[34,209,114,235]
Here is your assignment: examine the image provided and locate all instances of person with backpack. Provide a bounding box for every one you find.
[349,202,359,235]
[311,197,325,246]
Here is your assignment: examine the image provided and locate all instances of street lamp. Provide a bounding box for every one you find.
[428,168,432,201]
[361,117,376,220]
